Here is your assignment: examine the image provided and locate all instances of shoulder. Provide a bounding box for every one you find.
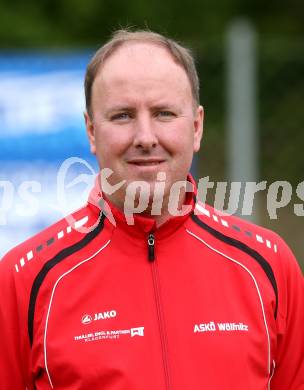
[189,201,303,299]
[188,201,303,321]
[0,202,100,280]
[189,201,291,263]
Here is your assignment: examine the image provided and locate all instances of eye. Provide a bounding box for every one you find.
[157,111,175,119]
[111,112,132,121]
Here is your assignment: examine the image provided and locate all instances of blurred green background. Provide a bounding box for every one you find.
[0,0,303,268]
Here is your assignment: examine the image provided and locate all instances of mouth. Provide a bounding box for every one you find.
[128,159,165,166]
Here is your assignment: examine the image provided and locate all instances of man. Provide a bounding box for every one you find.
[0,29,303,389]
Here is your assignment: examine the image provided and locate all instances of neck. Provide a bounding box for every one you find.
[104,186,187,228]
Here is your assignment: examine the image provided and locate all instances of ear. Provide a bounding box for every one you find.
[84,111,96,155]
[193,105,204,153]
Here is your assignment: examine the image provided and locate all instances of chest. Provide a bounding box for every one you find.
[31,236,276,389]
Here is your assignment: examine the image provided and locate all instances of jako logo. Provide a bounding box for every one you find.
[81,310,117,325]
[81,314,93,325]
[94,310,117,321]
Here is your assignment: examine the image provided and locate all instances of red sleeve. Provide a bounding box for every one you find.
[271,238,304,389]
[0,253,31,389]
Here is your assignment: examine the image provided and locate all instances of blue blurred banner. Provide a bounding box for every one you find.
[0,52,98,258]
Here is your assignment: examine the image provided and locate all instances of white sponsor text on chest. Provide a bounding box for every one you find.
[194,321,249,333]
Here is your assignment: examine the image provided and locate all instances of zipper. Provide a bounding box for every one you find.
[148,232,172,390]
[147,233,155,261]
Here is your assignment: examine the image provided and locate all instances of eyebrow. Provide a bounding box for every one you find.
[107,103,176,112]
[109,106,134,111]
[151,104,174,110]
[150,104,181,114]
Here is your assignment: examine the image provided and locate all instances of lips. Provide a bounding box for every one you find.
[127,159,165,166]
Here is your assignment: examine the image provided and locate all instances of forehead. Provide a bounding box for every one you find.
[102,41,180,71]
[93,42,192,100]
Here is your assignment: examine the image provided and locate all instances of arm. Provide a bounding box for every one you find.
[271,239,304,389]
[0,254,30,389]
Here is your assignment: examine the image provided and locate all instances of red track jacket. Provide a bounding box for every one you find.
[0,176,303,389]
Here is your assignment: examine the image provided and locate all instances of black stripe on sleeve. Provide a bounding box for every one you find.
[191,213,278,319]
[28,213,105,346]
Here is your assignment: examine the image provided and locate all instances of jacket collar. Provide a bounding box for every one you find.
[88,173,196,239]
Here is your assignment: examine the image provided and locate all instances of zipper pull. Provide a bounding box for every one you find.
[147,233,155,261]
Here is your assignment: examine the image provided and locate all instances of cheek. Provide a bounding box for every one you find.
[95,126,131,157]
[162,126,195,155]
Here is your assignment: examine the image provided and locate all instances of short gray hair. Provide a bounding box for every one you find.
[84,29,200,118]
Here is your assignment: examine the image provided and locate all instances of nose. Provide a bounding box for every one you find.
[133,114,158,150]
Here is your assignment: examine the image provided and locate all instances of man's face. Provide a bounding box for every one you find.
[85,42,203,210]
